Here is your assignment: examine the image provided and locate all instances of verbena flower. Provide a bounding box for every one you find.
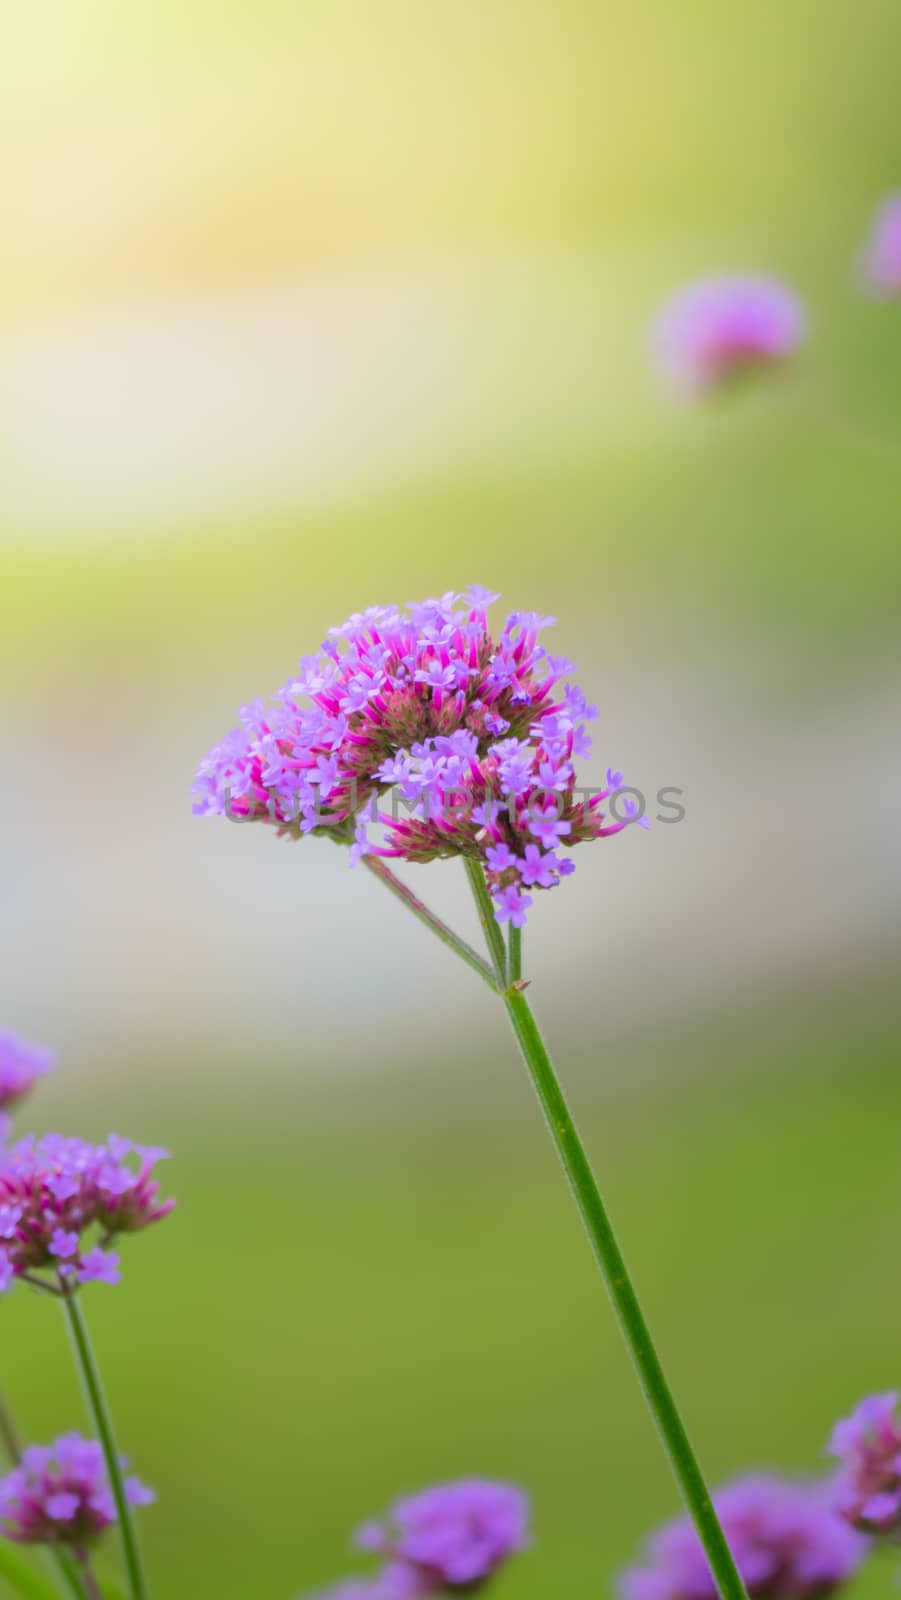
[0,1134,174,1295]
[619,1475,868,1600]
[862,196,901,294]
[654,278,806,392]
[828,1392,901,1534]
[0,1032,54,1142]
[306,1480,530,1599]
[193,589,642,926]
[355,1478,530,1591]
[0,1432,153,1547]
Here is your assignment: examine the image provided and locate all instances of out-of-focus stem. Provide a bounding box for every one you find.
[72,1552,102,1600]
[0,1387,23,1464]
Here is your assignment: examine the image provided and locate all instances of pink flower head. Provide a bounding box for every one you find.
[862,195,901,295]
[0,1032,54,1119]
[0,1432,153,1547]
[620,1475,868,1600]
[193,590,642,928]
[654,278,806,392]
[0,1134,174,1295]
[355,1479,530,1591]
[828,1392,901,1534]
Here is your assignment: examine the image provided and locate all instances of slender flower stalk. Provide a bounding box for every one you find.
[360,852,749,1599]
[463,860,508,987]
[72,1552,102,1600]
[0,1388,23,1466]
[462,866,749,1600]
[50,1547,90,1600]
[507,925,522,986]
[60,1290,150,1600]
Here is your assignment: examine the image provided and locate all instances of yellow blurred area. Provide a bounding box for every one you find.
[2,0,896,324]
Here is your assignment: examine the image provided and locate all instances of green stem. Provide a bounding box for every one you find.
[364,856,500,991]
[47,1553,88,1600]
[71,1555,101,1600]
[502,984,747,1600]
[463,870,748,1600]
[0,1543,62,1600]
[0,1391,22,1466]
[507,924,522,985]
[463,859,508,986]
[60,1295,148,1600]
[359,847,746,1597]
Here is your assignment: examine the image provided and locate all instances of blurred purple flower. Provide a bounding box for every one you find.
[0,1134,174,1295]
[0,1432,153,1547]
[619,1474,868,1600]
[862,196,901,295]
[828,1391,901,1534]
[356,1478,530,1591]
[193,589,641,928]
[0,1033,54,1142]
[654,277,806,392]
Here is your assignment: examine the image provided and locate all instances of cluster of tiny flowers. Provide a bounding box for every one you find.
[0,1134,174,1294]
[863,196,901,294]
[828,1392,901,1536]
[0,1031,54,1143]
[619,1475,868,1600]
[309,1480,530,1598]
[0,1432,153,1548]
[193,589,643,928]
[654,277,807,391]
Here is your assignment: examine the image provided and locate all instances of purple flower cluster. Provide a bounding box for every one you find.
[828,1392,901,1535]
[310,1479,530,1598]
[0,1133,174,1294]
[654,277,806,391]
[193,589,642,927]
[863,196,901,294]
[619,1475,868,1600]
[0,1031,54,1143]
[0,1432,153,1548]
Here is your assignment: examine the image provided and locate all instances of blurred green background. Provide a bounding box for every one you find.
[1,3,900,1597]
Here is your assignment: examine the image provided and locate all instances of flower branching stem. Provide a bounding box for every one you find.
[72,1551,102,1600]
[364,856,501,991]
[367,855,749,1600]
